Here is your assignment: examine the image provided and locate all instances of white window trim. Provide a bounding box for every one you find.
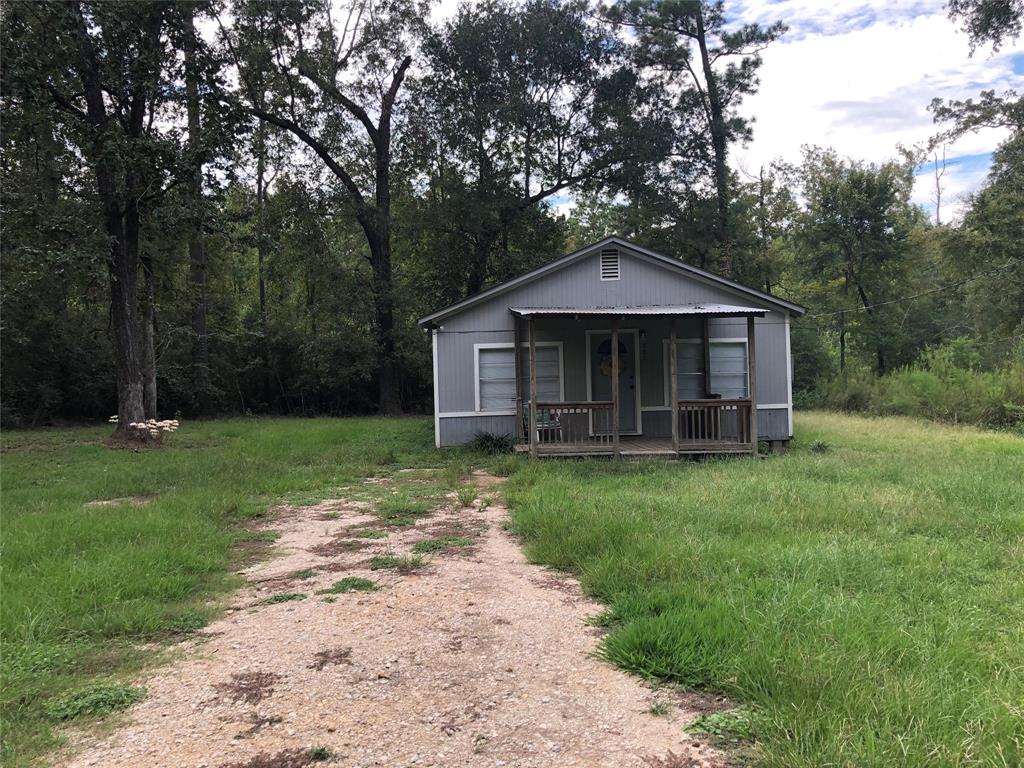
[473,341,564,414]
[432,331,441,447]
[785,313,794,437]
[661,337,749,405]
[584,329,643,436]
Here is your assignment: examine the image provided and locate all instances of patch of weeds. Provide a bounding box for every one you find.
[412,536,473,554]
[488,455,520,477]
[376,497,432,527]
[320,596,337,604]
[163,609,208,635]
[354,529,387,539]
[468,431,514,455]
[215,671,281,704]
[368,554,428,573]
[368,447,397,466]
[260,592,307,605]
[648,702,671,717]
[688,707,758,743]
[308,647,352,670]
[234,530,281,543]
[309,745,334,761]
[308,537,371,557]
[290,569,316,580]
[811,439,830,453]
[45,683,146,721]
[478,495,492,510]
[315,577,378,595]
[317,511,340,520]
[455,485,478,508]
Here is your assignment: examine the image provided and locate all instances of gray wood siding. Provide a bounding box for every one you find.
[432,245,794,445]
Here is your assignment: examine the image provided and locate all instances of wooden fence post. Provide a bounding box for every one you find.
[611,318,620,458]
[670,318,679,455]
[528,315,538,458]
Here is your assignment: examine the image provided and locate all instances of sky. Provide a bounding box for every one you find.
[728,0,1024,220]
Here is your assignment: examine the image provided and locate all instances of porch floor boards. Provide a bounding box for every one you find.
[514,435,753,458]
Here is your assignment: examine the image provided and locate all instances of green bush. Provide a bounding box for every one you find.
[817,339,1024,429]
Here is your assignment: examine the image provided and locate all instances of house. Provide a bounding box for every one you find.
[418,236,806,457]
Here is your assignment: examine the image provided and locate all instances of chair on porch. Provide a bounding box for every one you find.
[522,402,563,444]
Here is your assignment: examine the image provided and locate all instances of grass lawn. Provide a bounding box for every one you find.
[0,416,484,766]
[3,412,1022,767]
[507,412,1024,767]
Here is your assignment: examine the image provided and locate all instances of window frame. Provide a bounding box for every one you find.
[473,341,565,414]
[662,337,749,404]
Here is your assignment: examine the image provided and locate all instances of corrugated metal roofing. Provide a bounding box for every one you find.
[509,303,766,317]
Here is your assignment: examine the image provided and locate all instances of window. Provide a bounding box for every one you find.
[668,341,704,399]
[600,248,620,281]
[709,342,748,398]
[666,340,748,400]
[476,344,562,412]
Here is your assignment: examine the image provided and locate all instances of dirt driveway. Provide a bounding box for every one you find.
[62,474,724,768]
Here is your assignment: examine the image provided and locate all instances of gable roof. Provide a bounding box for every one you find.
[417,236,806,327]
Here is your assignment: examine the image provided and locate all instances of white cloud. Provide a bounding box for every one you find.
[731,1,1024,219]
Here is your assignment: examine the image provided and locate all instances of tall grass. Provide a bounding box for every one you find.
[0,417,442,765]
[506,412,1024,767]
[817,338,1024,429]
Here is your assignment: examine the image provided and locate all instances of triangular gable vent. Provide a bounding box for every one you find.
[600,248,620,281]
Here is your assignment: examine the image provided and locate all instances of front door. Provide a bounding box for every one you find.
[589,330,639,433]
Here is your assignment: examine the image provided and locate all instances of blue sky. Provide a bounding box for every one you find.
[730,0,1023,220]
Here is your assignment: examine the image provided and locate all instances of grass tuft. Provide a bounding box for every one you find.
[412,536,473,554]
[455,485,478,508]
[44,684,145,722]
[315,577,378,595]
[259,592,307,605]
[368,554,428,573]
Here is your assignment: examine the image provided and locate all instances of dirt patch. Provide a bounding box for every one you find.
[58,472,724,768]
[307,647,351,671]
[220,748,318,768]
[306,537,373,557]
[214,672,281,705]
[84,495,154,508]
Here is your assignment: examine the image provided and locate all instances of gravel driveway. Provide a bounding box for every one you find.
[61,474,724,768]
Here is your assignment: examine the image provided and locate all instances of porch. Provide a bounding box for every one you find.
[509,305,763,459]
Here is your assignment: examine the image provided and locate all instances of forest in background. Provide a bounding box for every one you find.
[2,0,1022,433]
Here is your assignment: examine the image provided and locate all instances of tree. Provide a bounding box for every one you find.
[605,0,785,266]
[947,0,1023,51]
[2,1,194,437]
[223,0,426,415]
[792,147,923,375]
[412,0,667,299]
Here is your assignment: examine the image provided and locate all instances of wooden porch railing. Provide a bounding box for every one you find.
[523,400,615,450]
[676,399,753,445]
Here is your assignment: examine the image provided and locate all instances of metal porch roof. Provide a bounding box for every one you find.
[509,303,766,317]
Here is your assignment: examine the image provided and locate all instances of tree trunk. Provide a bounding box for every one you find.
[255,125,272,409]
[184,8,210,406]
[111,200,146,431]
[695,9,731,256]
[141,251,158,419]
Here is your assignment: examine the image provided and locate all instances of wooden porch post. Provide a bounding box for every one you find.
[747,315,758,457]
[611,317,620,458]
[670,318,679,455]
[513,314,523,445]
[528,315,538,458]
[702,316,712,397]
